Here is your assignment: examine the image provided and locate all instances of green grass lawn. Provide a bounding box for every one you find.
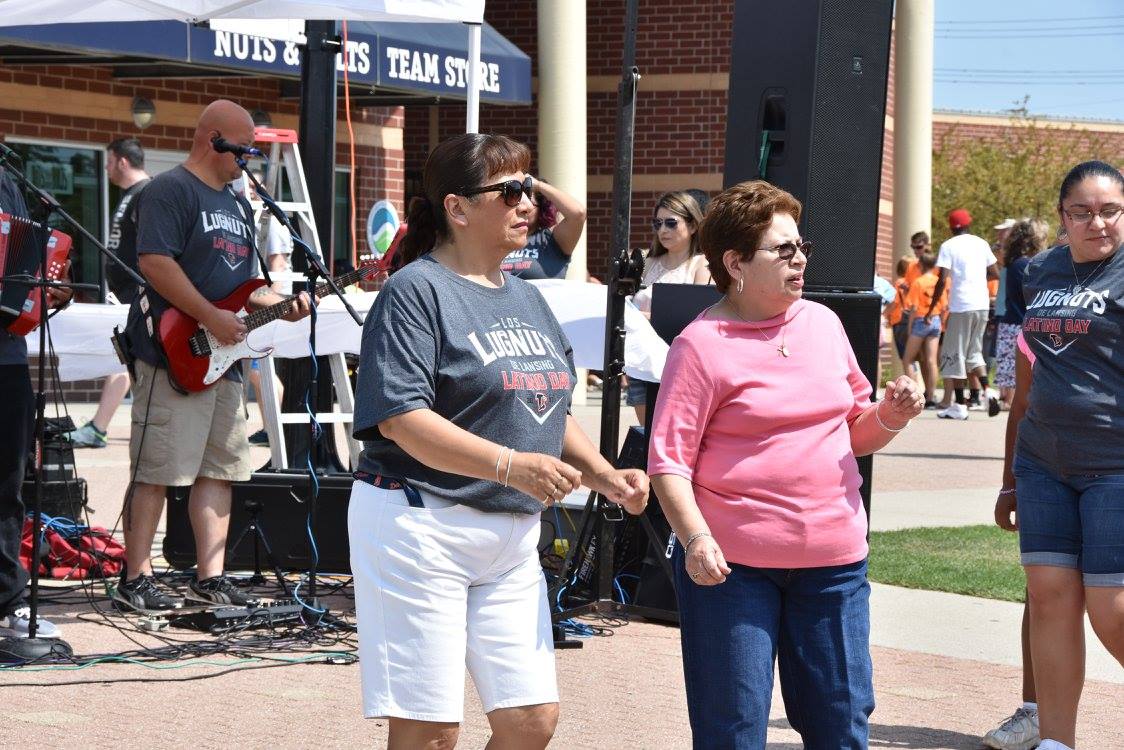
[868,525,1026,603]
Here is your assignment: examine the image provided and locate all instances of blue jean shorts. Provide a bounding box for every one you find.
[1014,453,1124,587]
[625,378,650,407]
[909,316,941,339]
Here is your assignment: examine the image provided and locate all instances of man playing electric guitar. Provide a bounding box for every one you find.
[116,100,311,612]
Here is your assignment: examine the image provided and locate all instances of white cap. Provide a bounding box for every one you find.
[994,218,1016,230]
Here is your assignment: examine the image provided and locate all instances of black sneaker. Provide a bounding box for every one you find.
[187,575,257,607]
[248,429,269,445]
[114,574,181,613]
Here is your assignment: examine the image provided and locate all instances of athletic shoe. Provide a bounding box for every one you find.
[114,574,181,613]
[982,706,1039,750]
[924,400,941,410]
[937,403,969,420]
[967,399,987,412]
[0,605,61,639]
[67,421,108,448]
[248,429,270,446]
[187,575,256,607]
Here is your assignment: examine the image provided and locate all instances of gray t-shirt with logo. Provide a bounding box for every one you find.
[353,254,576,514]
[1018,245,1124,475]
[500,228,570,280]
[125,166,258,382]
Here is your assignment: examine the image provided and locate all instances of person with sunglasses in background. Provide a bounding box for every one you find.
[994,161,1124,750]
[628,190,712,423]
[348,133,648,749]
[499,175,586,280]
[648,181,923,749]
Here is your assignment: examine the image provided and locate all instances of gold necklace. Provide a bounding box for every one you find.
[726,296,790,357]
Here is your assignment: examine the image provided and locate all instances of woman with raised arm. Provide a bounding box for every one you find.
[499,177,586,280]
[648,180,923,749]
[348,133,648,750]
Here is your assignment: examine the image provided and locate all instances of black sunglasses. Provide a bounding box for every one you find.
[462,176,534,207]
[652,217,683,232]
[759,239,813,261]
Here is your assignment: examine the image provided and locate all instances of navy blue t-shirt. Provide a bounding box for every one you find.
[998,255,1031,325]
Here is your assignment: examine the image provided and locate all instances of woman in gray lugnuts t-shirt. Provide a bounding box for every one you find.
[347,133,648,745]
[995,160,1124,749]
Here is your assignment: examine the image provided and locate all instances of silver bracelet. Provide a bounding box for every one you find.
[502,448,515,487]
[874,401,909,433]
[495,447,506,483]
[684,531,712,550]
[998,487,1016,496]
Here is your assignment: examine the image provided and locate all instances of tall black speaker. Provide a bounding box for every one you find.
[648,284,880,518]
[724,0,893,291]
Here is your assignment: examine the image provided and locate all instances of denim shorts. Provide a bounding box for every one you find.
[1013,453,1124,587]
[909,316,941,339]
[625,378,650,407]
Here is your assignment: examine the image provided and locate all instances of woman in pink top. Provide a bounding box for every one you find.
[648,181,923,749]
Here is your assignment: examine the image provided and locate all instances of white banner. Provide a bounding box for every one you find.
[29,281,669,383]
[0,1,485,26]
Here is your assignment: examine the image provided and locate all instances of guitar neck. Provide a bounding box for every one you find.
[241,266,369,332]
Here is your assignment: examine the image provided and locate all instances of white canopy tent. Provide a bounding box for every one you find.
[0,0,487,131]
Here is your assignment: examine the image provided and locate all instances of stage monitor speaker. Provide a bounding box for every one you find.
[163,471,353,574]
[723,0,894,291]
[648,284,879,518]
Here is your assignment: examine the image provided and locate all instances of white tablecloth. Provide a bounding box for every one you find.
[29,280,669,383]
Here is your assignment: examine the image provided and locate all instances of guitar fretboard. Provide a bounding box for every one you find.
[241,265,372,332]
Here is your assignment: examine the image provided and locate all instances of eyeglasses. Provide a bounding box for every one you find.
[652,217,683,232]
[462,176,534,207]
[910,242,928,250]
[1063,205,1123,224]
[759,239,813,261]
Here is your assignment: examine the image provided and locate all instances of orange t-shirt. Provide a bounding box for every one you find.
[885,279,910,325]
[904,271,948,320]
[987,278,999,299]
[903,261,923,288]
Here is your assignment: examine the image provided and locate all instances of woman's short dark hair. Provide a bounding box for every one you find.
[649,191,705,258]
[400,133,531,267]
[1058,160,1124,208]
[698,181,802,294]
[1003,218,1048,265]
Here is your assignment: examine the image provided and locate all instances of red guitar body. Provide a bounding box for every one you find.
[158,278,267,392]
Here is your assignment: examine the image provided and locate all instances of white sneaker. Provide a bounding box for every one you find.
[937,402,969,420]
[0,606,61,639]
[982,706,1039,750]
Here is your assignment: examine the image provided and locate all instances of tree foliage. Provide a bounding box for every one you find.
[931,110,1123,247]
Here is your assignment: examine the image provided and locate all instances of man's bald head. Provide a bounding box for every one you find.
[189,99,255,185]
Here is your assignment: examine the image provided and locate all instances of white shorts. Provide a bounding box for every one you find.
[348,480,558,722]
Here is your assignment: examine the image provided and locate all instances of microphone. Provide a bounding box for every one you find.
[211,136,263,158]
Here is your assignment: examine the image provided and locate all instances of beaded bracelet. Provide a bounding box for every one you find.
[998,488,1016,496]
[874,401,909,433]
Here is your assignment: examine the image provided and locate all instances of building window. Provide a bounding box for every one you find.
[6,141,105,302]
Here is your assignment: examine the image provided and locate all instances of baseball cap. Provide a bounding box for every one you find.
[994,218,1016,230]
[948,208,972,230]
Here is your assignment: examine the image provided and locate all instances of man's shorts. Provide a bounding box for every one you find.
[129,360,252,487]
[1014,453,1124,586]
[939,309,988,379]
[348,480,559,722]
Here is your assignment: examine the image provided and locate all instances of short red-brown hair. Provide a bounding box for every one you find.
[699,181,802,294]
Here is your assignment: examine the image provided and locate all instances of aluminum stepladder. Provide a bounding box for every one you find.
[242,126,360,471]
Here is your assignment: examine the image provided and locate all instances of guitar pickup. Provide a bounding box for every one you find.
[188,331,212,357]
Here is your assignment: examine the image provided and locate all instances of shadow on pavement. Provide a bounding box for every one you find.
[769,718,985,749]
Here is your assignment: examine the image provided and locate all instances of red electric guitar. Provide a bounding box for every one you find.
[158,259,381,392]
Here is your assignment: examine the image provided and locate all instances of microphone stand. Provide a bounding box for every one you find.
[235,160,361,618]
[0,151,120,663]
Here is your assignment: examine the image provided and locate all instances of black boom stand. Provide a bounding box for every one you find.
[0,147,143,663]
[549,0,678,635]
[236,160,361,618]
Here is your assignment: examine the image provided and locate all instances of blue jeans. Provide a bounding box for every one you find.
[673,548,874,749]
[1014,453,1124,586]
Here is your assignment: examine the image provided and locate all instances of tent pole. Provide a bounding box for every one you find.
[465,22,482,133]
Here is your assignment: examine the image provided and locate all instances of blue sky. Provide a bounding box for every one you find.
[933,0,1124,122]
